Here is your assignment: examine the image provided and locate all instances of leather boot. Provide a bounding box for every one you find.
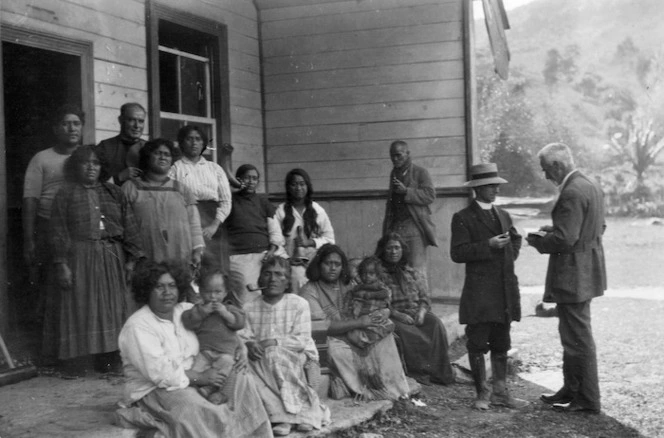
[490,352,528,409]
[469,352,491,410]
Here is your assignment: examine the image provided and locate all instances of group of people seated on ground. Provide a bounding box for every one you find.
[23,103,457,437]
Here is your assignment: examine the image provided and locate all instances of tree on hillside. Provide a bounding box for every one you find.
[543,45,579,90]
[603,46,664,197]
[476,70,552,196]
[606,112,664,195]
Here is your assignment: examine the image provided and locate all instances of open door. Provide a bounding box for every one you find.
[1,26,94,338]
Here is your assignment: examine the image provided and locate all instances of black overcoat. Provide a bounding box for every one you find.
[450,201,521,325]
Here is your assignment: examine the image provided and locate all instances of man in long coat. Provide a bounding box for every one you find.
[528,143,606,414]
[450,163,526,410]
[383,140,437,279]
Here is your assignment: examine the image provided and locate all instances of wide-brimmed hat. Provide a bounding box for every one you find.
[463,163,508,187]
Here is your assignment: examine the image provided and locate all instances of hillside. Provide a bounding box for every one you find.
[501,0,664,75]
[474,0,664,185]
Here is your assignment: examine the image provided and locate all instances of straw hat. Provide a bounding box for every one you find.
[463,163,508,187]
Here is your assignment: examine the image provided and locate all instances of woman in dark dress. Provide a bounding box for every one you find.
[375,232,455,385]
[48,145,143,374]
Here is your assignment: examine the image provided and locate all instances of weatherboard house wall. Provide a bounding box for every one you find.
[0,0,264,168]
[0,0,476,331]
[257,0,471,299]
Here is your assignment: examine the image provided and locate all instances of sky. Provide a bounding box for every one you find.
[474,0,537,19]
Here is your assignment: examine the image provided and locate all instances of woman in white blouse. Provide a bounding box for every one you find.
[274,168,335,294]
[116,260,271,438]
[170,125,232,273]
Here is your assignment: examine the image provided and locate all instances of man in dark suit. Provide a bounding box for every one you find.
[528,142,606,414]
[451,163,527,410]
[96,102,146,185]
[383,140,437,278]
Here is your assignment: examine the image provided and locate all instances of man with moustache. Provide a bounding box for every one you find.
[527,143,606,414]
[382,140,437,278]
[450,163,526,411]
[96,102,147,185]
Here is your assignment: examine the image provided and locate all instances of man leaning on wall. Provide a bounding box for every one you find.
[382,140,437,280]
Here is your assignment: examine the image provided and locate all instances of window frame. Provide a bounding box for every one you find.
[146,2,231,163]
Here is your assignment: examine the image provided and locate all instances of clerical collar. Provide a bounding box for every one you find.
[476,200,493,210]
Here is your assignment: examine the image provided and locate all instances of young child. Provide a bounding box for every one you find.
[346,256,395,349]
[182,269,245,405]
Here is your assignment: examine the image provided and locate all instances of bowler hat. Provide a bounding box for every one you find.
[463,163,508,187]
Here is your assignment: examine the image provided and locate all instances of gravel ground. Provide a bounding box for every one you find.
[338,293,662,438]
[340,217,664,438]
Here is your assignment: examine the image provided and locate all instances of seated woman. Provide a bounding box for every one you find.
[116,260,272,438]
[375,232,455,385]
[226,164,281,304]
[240,256,329,437]
[300,244,410,401]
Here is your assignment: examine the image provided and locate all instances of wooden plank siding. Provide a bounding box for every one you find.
[257,0,470,298]
[1,0,264,173]
[259,1,467,194]
[310,196,467,300]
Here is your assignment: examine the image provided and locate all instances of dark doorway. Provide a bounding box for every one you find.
[2,41,82,330]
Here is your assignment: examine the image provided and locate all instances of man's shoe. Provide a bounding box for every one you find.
[540,389,573,405]
[552,402,600,414]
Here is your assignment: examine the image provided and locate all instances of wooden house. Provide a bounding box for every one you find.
[0,0,509,334]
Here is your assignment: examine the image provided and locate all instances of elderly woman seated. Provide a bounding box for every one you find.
[239,256,329,436]
[375,232,455,386]
[300,244,410,401]
[115,260,272,438]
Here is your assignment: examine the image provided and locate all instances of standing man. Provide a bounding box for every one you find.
[382,140,437,278]
[527,143,606,414]
[23,104,84,327]
[96,102,146,185]
[450,163,527,410]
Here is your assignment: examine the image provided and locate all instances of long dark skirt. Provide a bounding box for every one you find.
[393,311,455,384]
[55,240,129,360]
[197,200,229,275]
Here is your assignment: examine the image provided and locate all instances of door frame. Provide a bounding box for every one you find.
[0,24,94,335]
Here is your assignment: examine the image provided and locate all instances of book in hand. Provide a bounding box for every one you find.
[527,230,547,239]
